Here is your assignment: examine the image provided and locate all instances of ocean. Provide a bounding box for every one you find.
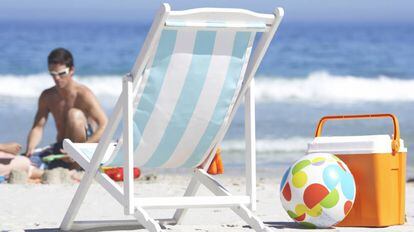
[0,20,413,177]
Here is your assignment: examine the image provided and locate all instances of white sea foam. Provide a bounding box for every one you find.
[0,73,122,98]
[1,71,414,103]
[255,71,414,103]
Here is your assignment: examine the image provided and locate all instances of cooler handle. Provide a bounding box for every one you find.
[315,114,400,154]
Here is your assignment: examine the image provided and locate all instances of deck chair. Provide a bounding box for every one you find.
[60,3,283,232]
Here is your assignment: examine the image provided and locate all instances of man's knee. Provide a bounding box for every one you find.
[65,108,88,142]
[66,108,86,126]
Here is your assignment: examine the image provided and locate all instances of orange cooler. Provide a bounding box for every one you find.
[307,114,407,227]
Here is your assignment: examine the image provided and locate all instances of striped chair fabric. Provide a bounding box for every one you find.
[81,27,255,169]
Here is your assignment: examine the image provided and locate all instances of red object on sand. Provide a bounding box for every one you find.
[103,167,141,182]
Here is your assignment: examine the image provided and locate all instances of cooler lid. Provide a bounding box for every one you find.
[307,134,407,154]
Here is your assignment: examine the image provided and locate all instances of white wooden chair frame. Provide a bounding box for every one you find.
[60,3,283,232]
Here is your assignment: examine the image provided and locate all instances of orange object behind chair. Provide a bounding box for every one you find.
[308,114,407,227]
[208,147,224,175]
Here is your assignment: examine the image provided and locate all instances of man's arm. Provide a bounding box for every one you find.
[83,90,108,143]
[25,92,49,156]
[0,142,21,155]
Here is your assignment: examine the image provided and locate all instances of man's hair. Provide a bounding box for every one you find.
[48,48,74,68]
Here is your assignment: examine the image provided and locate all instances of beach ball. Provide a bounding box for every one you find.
[279,153,356,228]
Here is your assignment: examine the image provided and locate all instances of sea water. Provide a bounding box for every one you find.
[0,21,413,177]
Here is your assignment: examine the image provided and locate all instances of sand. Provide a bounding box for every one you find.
[0,172,413,232]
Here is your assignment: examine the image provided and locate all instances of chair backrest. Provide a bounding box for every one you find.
[106,4,283,168]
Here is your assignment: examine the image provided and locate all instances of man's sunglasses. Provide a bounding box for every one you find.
[50,67,70,77]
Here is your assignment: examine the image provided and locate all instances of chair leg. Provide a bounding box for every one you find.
[172,175,201,224]
[60,171,94,231]
[194,169,269,232]
[134,206,163,232]
[231,205,269,232]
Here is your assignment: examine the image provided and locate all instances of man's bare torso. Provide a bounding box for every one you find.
[41,84,92,142]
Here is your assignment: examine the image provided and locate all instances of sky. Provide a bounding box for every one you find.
[0,0,413,24]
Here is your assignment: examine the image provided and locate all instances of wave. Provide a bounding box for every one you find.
[256,71,414,103]
[1,71,414,103]
[0,73,122,98]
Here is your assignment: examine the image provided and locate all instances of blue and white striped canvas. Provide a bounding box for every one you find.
[96,27,254,168]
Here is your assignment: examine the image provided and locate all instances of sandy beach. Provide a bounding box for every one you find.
[1,172,413,232]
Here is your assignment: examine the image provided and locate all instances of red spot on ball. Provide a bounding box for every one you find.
[295,213,306,222]
[344,200,353,215]
[303,184,329,209]
[282,182,292,201]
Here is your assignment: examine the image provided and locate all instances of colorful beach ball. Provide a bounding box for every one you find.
[279,153,356,228]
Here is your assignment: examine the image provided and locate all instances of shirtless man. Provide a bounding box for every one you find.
[25,48,107,169]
